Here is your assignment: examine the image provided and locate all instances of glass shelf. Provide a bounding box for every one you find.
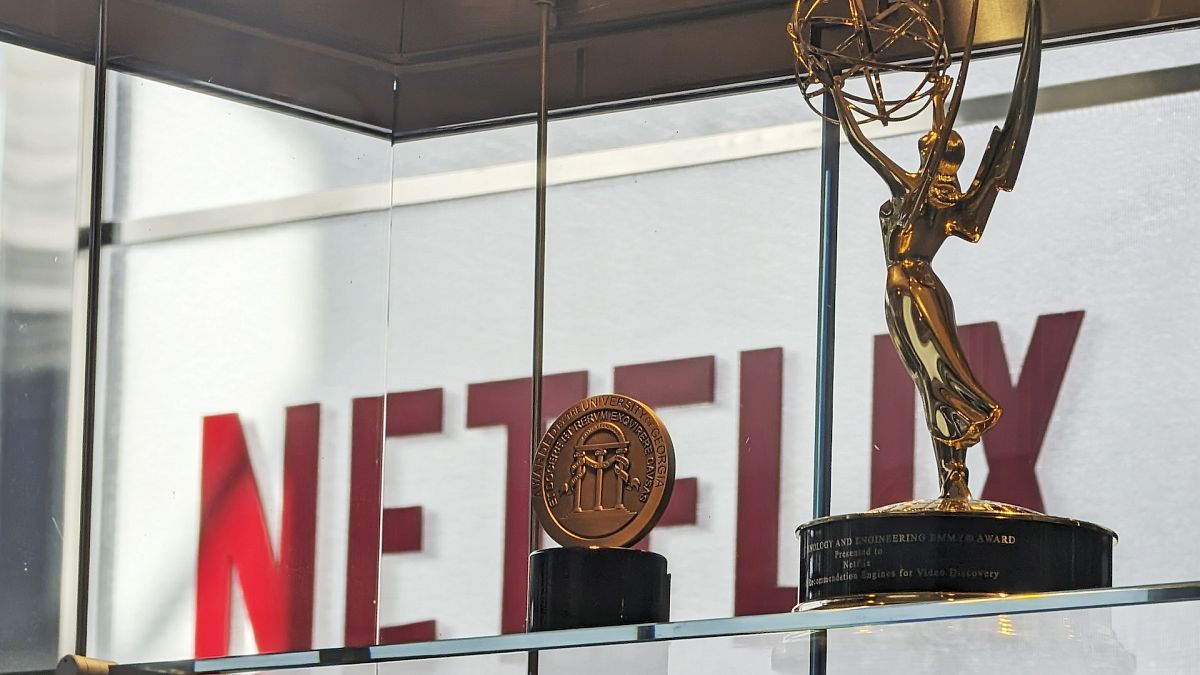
[109,580,1200,674]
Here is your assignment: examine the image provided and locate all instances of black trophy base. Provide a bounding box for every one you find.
[528,547,669,631]
[796,508,1115,608]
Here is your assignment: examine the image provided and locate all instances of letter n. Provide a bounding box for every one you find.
[195,405,319,657]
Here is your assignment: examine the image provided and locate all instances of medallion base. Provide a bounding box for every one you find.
[528,547,669,631]
[796,507,1115,606]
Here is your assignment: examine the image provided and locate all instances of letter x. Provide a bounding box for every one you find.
[871,311,1085,512]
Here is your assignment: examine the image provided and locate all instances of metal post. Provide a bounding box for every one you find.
[528,0,553,601]
[811,89,840,523]
[811,92,840,522]
[75,0,108,657]
[808,89,840,675]
[527,1,554,672]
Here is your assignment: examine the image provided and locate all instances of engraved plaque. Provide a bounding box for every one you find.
[798,512,1113,606]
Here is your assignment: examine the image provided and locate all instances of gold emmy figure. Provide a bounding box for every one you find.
[791,0,1042,509]
[790,2,1114,608]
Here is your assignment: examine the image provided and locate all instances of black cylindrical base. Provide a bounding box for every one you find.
[796,511,1115,606]
[529,547,669,631]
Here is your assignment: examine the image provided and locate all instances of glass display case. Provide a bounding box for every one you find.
[1,1,1199,673]
[109,582,1200,674]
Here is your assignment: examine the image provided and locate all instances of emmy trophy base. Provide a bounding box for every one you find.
[796,509,1115,609]
[528,547,669,631]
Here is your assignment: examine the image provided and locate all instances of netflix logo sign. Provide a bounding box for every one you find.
[193,311,1083,657]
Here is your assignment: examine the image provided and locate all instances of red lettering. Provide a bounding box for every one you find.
[871,334,917,507]
[194,325,1084,650]
[195,405,318,657]
[345,397,384,646]
[613,355,712,550]
[734,348,797,615]
[466,372,588,634]
[963,311,1084,511]
[345,390,443,646]
[613,355,714,410]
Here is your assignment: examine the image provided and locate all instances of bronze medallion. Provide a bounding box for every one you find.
[532,394,675,548]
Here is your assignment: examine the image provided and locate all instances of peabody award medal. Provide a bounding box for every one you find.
[532,394,675,548]
[527,394,676,631]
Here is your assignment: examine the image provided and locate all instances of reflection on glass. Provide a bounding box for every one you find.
[382,125,535,640]
[93,73,392,663]
[541,96,823,624]
[0,44,91,672]
[821,609,1134,675]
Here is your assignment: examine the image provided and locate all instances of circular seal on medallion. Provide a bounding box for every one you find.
[531,394,675,548]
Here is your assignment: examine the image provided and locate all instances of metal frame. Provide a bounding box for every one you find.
[75,0,107,658]
[808,84,841,675]
[3,1,1199,139]
[399,13,1200,141]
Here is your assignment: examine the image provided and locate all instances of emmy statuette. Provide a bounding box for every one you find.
[789,0,1116,608]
